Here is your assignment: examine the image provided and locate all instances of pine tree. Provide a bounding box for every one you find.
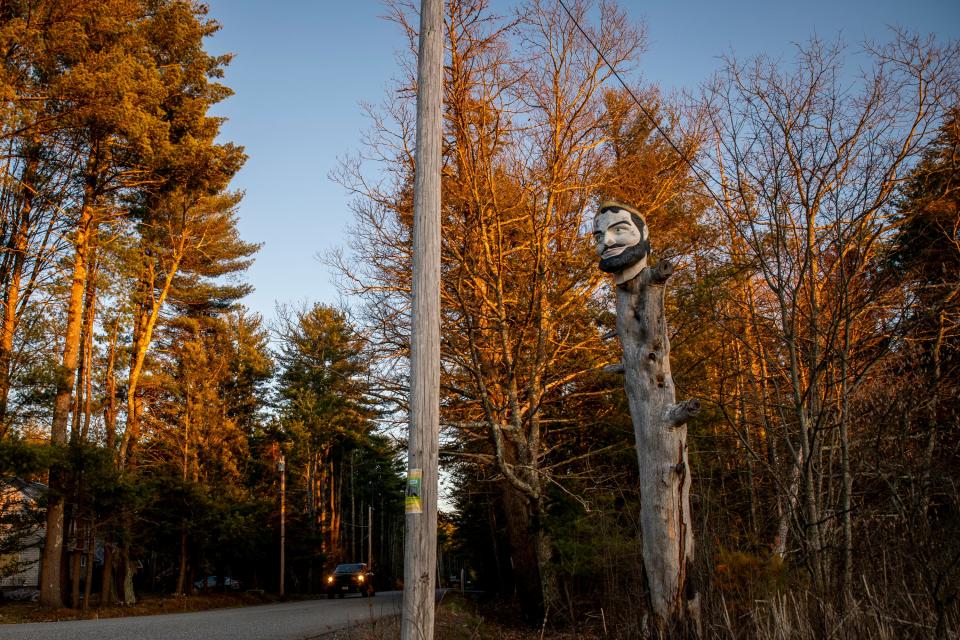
[274,304,380,587]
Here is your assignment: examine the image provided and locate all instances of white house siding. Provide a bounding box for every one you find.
[0,479,45,589]
[0,540,40,588]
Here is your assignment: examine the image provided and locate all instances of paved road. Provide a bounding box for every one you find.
[0,592,402,640]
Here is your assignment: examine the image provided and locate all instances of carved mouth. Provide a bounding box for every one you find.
[602,245,626,259]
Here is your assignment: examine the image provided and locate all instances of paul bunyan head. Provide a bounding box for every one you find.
[593,201,649,284]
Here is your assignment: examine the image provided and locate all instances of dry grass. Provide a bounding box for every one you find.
[321,594,606,640]
[707,581,959,640]
[3,583,955,639]
[322,584,959,639]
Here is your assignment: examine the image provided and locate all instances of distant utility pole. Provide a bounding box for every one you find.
[279,452,286,598]
[350,450,356,560]
[401,0,442,638]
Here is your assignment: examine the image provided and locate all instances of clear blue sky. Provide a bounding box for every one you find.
[203,0,960,323]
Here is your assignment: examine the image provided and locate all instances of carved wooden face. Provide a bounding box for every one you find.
[593,206,649,276]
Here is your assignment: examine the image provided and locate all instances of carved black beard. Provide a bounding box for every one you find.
[598,239,649,274]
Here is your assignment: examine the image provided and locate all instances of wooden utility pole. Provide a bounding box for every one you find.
[401,0,442,638]
[279,453,286,598]
[350,450,356,560]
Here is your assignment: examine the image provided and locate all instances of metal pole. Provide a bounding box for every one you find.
[279,453,286,598]
[402,0,442,638]
[368,505,373,568]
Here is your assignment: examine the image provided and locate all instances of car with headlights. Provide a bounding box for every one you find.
[326,562,374,598]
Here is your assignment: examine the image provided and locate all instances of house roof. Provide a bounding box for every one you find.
[0,477,47,503]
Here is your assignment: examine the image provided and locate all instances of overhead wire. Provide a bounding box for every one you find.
[555,0,733,217]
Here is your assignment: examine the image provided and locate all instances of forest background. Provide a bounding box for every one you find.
[0,1,959,639]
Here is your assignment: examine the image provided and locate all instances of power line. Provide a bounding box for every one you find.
[555,0,731,217]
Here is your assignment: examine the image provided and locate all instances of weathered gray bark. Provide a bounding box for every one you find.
[614,260,701,638]
[774,451,802,559]
[401,0,443,637]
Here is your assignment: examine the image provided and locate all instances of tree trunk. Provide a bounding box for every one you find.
[100,544,115,606]
[500,482,545,618]
[82,521,95,610]
[839,319,853,595]
[774,451,803,559]
[330,458,340,558]
[72,242,99,442]
[103,318,120,451]
[176,525,188,595]
[615,261,701,638]
[319,452,328,556]
[119,546,136,604]
[40,181,97,608]
[70,530,82,608]
[39,476,67,608]
[305,446,314,522]
[119,238,186,466]
[0,144,40,431]
[534,499,561,627]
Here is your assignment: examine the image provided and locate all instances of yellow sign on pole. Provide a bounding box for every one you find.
[405,468,423,514]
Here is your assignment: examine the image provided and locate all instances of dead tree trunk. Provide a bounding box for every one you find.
[614,260,701,638]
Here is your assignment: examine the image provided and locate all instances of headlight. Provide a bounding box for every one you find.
[357,575,364,583]
[327,576,334,584]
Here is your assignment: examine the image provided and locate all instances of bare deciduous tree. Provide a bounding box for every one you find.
[333,0,654,617]
[700,31,959,593]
